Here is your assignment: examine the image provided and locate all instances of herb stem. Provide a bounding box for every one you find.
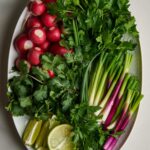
[73,19,79,47]
[28,74,43,84]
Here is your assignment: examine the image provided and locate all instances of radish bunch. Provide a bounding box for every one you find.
[14,0,70,77]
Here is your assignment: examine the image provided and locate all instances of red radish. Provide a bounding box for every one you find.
[29,0,46,16]
[49,43,69,56]
[48,70,55,78]
[28,27,46,44]
[15,58,31,70]
[32,47,44,53]
[25,16,42,30]
[19,53,27,59]
[15,57,21,69]
[15,34,34,55]
[27,47,43,65]
[47,27,61,42]
[43,0,56,3]
[41,13,56,27]
[39,40,50,51]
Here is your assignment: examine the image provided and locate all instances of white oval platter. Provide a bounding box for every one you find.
[7,5,142,150]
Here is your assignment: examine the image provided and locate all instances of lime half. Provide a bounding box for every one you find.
[47,124,74,150]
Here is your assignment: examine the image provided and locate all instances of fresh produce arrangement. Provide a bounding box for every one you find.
[6,0,143,150]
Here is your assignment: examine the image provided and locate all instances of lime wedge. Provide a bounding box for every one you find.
[35,120,50,149]
[43,116,60,147]
[47,124,74,150]
[22,119,42,146]
[49,115,60,130]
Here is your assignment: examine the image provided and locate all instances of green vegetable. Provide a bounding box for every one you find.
[19,97,32,108]
[70,102,109,149]
[33,85,48,102]
[7,52,83,120]
[6,0,143,149]
[48,0,138,56]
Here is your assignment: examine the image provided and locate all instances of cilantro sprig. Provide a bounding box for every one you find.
[7,53,83,119]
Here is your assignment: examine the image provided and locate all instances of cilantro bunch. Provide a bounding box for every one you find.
[7,53,83,120]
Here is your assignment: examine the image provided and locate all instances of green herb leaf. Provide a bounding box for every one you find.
[33,85,48,102]
[19,96,32,108]
[19,60,30,74]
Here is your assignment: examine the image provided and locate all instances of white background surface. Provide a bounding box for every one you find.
[0,0,150,150]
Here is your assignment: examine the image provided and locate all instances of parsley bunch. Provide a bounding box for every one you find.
[70,103,109,150]
[48,0,138,59]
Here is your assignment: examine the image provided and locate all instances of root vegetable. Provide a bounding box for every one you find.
[28,27,46,44]
[47,70,55,78]
[26,16,42,29]
[27,47,43,65]
[15,34,34,55]
[49,43,68,56]
[29,0,46,16]
[41,13,56,28]
[15,58,31,70]
[39,40,50,51]
[47,27,61,42]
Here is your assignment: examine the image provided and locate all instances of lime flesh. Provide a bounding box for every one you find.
[47,124,73,150]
